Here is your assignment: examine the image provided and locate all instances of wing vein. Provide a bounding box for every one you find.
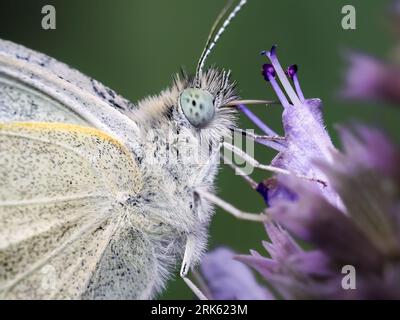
[0,193,109,207]
[0,213,112,296]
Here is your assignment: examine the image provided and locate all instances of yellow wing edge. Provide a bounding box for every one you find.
[0,121,144,194]
[0,121,126,150]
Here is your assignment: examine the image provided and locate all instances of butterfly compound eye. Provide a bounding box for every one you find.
[180,88,215,128]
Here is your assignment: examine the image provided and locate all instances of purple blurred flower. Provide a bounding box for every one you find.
[199,247,272,300]
[201,46,400,300]
[340,0,400,106]
[241,125,400,299]
[341,52,400,104]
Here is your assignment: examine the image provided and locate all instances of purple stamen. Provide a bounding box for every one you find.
[255,137,286,152]
[261,45,278,58]
[265,73,291,109]
[270,44,277,57]
[262,64,276,81]
[261,63,290,108]
[286,64,298,79]
[263,46,302,107]
[236,105,286,151]
[237,104,278,136]
[287,64,305,102]
[256,181,270,206]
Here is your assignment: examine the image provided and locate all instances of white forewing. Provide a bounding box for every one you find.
[0,122,152,299]
[0,39,191,300]
[0,75,89,125]
[0,39,141,151]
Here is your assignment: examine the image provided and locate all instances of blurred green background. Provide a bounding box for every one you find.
[1,0,399,299]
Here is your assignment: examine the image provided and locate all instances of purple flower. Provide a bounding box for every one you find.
[199,247,273,300]
[340,52,400,104]
[340,1,400,106]
[241,125,400,299]
[259,46,340,208]
[200,46,400,300]
[238,224,337,299]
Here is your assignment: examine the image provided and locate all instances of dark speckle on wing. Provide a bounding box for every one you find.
[90,78,135,112]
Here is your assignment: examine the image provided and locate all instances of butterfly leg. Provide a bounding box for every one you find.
[232,128,286,152]
[222,141,327,186]
[195,189,269,222]
[221,154,258,189]
[180,235,208,300]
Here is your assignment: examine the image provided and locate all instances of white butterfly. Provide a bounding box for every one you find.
[0,0,254,299]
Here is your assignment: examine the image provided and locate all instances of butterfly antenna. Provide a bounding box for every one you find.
[195,0,247,87]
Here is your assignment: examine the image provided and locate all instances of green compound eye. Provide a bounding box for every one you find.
[180,88,215,128]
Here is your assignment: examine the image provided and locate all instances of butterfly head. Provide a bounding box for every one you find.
[176,67,237,135]
[177,0,247,131]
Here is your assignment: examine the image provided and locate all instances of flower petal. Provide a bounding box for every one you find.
[341,52,400,104]
[200,247,273,300]
[270,175,384,272]
[314,126,400,257]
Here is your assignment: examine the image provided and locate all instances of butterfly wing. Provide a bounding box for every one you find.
[0,39,160,299]
[0,122,157,299]
[81,226,160,300]
[0,39,140,148]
